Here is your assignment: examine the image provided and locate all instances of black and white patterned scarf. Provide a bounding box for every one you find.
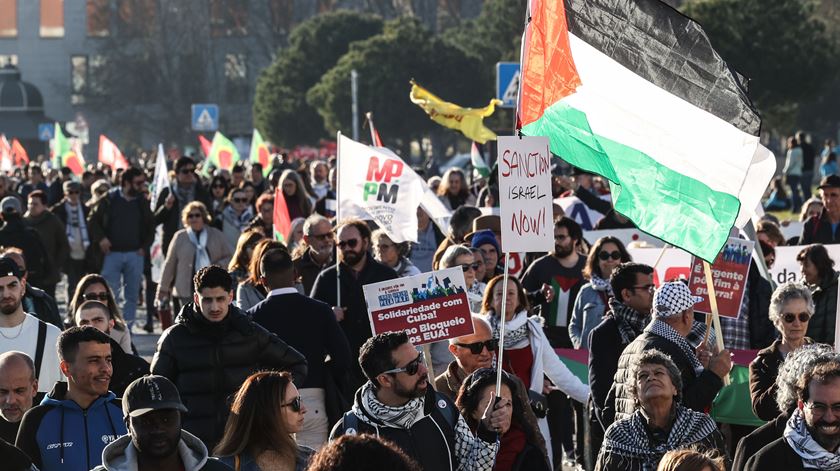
[353,382,424,430]
[590,274,613,296]
[784,408,840,471]
[601,405,719,469]
[489,310,531,349]
[646,319,704,375]
[607,298,650,345]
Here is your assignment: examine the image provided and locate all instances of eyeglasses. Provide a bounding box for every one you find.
[632,284,656,293]
[459,263,480,272]
[381,351,424,376]
[187,213,203,219]
[598,250,622,261]
[281,396,302,412]
[783,312,811,323]
[454,339,498,354]
[232,198,248,204]
[338,239,359,250]
[805,402,840,415]
[66,190,79,195]
[376,243,394,251]
[83,292,109,301]
[179,168,196,174]
[211,184,226,189]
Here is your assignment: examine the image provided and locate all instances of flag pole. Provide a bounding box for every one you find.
[336,131,342,309]
[702,260,729,386]
[496,253,511,396]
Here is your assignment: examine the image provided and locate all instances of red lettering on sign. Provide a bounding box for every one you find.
[366,157,404,183]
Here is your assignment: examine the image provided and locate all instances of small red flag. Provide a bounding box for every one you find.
[198,135,212,159]
[273,186,292,244]
[11,139,29,165]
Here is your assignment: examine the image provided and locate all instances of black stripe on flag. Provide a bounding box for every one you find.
[565,0,761,136]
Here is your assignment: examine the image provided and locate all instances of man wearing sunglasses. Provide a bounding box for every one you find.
[331,331,509,471]
[153,157,211,254]
[292,214,335,295]
[311,218,397,389]
[434,315,496,400]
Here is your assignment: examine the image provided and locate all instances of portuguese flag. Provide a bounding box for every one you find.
[249,129,271,177]
[204,131,239,175]
[519,0,776,262]
[51,123,84,175]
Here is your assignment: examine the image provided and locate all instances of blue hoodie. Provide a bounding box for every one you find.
[15,382,126,471]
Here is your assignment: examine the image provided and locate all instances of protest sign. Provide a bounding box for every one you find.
[769,244,840,285]
[779,221,803,242]
[584,229,666,248]
[688,238,754,318]
[627,246,692,286]
[363,267,474,346]
[498,136,553,253]
[554,194,612,230]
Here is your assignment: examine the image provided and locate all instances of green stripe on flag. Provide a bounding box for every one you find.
[523,101,740,262]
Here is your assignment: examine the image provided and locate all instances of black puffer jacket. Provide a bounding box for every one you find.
[151,302,307,448]
[602,330,724,427]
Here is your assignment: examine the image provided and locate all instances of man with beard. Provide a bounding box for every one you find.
[75,301,148,396]
[23,190,68,298]
[154,157,211,253]
[521,216,587,468]
[330,331,510,471]
[293,214,335,295]
[0,352,38,443]
[0,257,62,393]
[93,375,230,471]
[311,218,397,389]
[89,167,155,326]
[16,326,126,471]
[745,359,840,470]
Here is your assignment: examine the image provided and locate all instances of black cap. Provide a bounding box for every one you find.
[123,375,188,417]
[818,175,840,190]
[0,257,24,280]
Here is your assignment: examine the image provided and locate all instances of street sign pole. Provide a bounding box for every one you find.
[351,70,359,141]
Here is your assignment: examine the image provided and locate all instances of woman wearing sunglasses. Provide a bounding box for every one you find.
[215,370,313,471]
[68,273,133,353]
[441,245,485,313]
[455,368,550,471]
[219,188,255,250]
[569,236,631,349]
[749,282,815,421]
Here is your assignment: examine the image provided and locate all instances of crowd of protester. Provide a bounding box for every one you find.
[0,142,839,471]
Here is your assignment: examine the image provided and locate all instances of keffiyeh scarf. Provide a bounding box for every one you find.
[590,275,613,296]
[607,298,650,345]
[187,228,210,273]
[64,201,89,250]
[222,205,254,231]
[785,408,840,471]
[646,319,704,375]
[489,310,531,349]
[601,405,719,469]
[354,382,424,429]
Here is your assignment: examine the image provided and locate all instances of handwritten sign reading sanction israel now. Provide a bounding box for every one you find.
[498,136,554,253]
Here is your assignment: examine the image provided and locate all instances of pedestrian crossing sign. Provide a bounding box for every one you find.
[191,104,219,132]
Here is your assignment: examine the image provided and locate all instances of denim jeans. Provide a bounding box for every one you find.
[101,250,143,323]
[787,174,803,213]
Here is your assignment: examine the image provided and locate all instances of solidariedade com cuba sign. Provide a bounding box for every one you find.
[363,267,474,346]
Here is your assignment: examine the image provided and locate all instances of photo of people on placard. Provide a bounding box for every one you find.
[411,275,466,302]
[720,242,752,265]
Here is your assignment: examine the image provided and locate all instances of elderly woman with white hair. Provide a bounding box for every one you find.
[749,282,816,421]
[596,349,725,471]
[734,344,837,471]
[440,244,485,313]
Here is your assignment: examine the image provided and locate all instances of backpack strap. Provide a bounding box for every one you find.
[33,319,47,381]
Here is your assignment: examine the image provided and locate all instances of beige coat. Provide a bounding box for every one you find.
[159,226,232,299]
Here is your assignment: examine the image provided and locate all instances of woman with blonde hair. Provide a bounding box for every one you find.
[437,167,475,211]
[215,370,313,471]
[157,201,232,311]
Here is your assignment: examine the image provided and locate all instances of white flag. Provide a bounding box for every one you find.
[338,135,426,243]
[150,144,169,211]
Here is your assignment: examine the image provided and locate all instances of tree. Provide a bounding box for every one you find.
[306,16,485,153]
[253,11,383,147]
[683,0,837,132]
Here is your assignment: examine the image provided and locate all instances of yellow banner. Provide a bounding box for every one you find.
[409,81,502,144]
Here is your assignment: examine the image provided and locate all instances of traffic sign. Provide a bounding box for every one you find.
[38,123,54,141]
[191,104,219,132]
[496,62,520,108]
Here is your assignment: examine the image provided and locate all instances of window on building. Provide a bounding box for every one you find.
[41,0,65,38]
[0,55,18,67]
[116,0,157,36]
[87,0,110,36]
[211,0,248,37]
[0,0,17,37]
[269,0,294,35]
[224,53,248,102]
[71,55,88,104]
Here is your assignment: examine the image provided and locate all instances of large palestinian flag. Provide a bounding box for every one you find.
[519,0,775,262]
